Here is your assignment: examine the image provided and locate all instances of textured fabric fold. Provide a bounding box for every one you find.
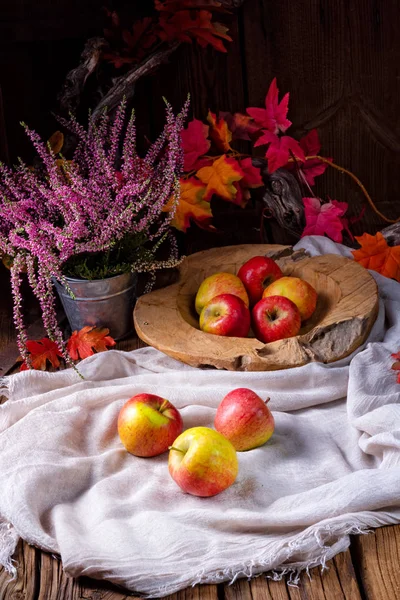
[0,236,399,597]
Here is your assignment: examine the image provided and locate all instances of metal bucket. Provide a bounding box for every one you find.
[54,272,137,340]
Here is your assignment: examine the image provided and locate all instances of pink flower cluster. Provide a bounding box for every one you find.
[0,98,189,366]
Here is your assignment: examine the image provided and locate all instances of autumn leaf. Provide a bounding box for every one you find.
[67,326,116,361]
[158,10,232,52]
[155,0,226,11]
[232,157,264,206]
[301,197,348,242]
[255,131,305,173]
[246,78,291,135]
[164,178,212,232]
[19,338,63,371]
[392,351,400,383]
[286,129,331,185]
[352,233,400,282]
[197,155,244,202]
[48,131,64,155]
[181,119,210,171]
[220,112,261,141]
[207,111,232,152]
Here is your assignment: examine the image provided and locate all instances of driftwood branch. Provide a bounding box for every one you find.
[254,159,305,238]
[91,42,181,120]
[58,37,109,115]
[256,158,400,247]
[381,222,400,246]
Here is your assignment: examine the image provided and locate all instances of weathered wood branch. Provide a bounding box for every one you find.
[381,222,400,246]
[58,37,109,115]
[256,158,400,246]
[91,42,181,120]
[254,159,305,238]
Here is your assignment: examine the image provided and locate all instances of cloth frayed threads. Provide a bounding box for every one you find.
[0,520,19,580]
[182,521,371,594]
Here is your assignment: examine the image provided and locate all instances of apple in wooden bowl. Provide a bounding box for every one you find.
[133,244,378,371]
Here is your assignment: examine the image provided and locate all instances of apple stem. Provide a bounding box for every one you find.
[168,446,185,454]
[159,400,170,412]
[265,397,271,404]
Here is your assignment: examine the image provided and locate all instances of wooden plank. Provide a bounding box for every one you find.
[352,526,400,600]
[0,540,39,600]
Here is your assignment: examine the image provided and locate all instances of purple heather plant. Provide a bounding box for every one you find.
[0,97,189,367]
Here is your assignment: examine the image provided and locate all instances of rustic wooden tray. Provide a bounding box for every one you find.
[134,245,379,371]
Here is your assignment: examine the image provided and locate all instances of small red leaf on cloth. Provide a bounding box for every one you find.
[391,351,400,383]
[301,197,348,243]
[247,78,291,134]
[19,338,63,371]
[67,326,116,361]
[255,131,305,173]
[181,119,210,171]
[352,233,400,282]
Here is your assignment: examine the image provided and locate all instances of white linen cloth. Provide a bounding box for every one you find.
[0,236,399,598]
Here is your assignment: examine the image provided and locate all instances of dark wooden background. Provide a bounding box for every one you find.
[1,0,400,235]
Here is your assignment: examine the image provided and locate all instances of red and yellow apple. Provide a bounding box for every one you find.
[214,388,275,451]
[237,256,283,306]
[168,426,238,497]
[252,295,301,343]
[199,293,250,337]
[262,276,317,321]
[195,272,249,315]
[118,393,183,457]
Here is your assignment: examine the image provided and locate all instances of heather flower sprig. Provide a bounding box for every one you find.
[0,98,189,366]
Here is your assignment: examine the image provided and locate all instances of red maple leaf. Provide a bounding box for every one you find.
[67,326,116,361]
[301,197,348,242]
[391,351,400,383]
[255,131,305,173]
[158,10,232,53]
[19,338,63,371]
[181,119,211,171]
[286,130,332,185]
[246,78,291,135]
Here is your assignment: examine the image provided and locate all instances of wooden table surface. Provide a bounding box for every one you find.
[0,279,399,600]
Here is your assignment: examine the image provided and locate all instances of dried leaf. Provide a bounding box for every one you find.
[158,10,232,52]
[207,110,233,152]
[164,178,212,232]
[67,326,116,361]
[302,197,347,242]
[48,131,64,155]
[255,131,305,173]
[197,155,244,202]
[352,232,400,282]
[181,119,211,171]
[219,111,261,141]
[246,78,291,135]
[19,338,63,371]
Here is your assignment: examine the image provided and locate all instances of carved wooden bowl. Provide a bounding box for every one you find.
[134,245,379,371]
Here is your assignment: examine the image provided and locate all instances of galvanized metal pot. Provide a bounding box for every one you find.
[54,272,137,340]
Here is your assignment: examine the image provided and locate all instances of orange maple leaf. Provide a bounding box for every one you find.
[352,232,400,282]
[19,338,63,371]
[207,111,232,152]
[164,178,212,232]
[67,326,116,361]
[197,155,244,202]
